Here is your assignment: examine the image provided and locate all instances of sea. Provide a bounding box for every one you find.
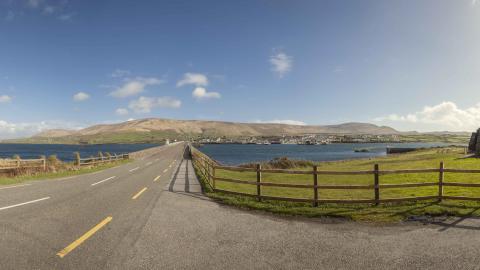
[198,142,465,165]
[0,143,159,161]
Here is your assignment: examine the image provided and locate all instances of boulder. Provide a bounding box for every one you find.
[469,132,477,153]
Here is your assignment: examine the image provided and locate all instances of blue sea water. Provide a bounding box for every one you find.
[0,143,159,161]
[198,142,464,165]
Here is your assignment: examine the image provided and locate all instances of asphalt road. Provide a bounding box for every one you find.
[2,142,480,269]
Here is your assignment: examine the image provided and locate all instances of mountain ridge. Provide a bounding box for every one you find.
[33,118,400,139]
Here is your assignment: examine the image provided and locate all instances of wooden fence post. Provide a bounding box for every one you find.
[212,164,216,189]
[256,164,262,202]
[204,158,208,179]
[74,152,81,166]
[374,164,380,205]
[42,157,46,171]
[313,165,318,207]
[439,161,444,202]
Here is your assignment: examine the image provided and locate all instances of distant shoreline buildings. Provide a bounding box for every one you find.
[193,134,402,145]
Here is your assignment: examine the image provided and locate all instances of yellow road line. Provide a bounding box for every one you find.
[57,216,113,258]
[163,169,168,173]
[132,187,147,200]
[153,175,161,182]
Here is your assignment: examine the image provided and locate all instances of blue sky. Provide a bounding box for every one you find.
[1,0,480,138]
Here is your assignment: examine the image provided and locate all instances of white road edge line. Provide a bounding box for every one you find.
[91,176,116,186]
[0,197,50,211]
[129,167,140,172]
[0,184,31,190]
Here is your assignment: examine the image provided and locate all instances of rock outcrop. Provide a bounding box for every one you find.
[468,129,480,154]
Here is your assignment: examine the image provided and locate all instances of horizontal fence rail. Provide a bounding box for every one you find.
[189,145,480,206]
[0,152,130,172]
[76,153,129,166]
[0,158,46,171]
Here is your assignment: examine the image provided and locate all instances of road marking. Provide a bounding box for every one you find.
[0,184,31,190]
[91,176,116,186]
[0,197,50,211]
[153,175,161,182]
[57,216,113,258]
[129,167,140,172]
[132,187,147,200]
[54,176,77,182]
[163,169,168,173]
[146,162,152,166]
[155,158,159,162]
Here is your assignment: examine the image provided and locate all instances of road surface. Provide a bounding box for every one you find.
[1,142,480,269]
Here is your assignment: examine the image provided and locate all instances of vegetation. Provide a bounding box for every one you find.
[0,159,131,186]
[397,134,470,144]
[194,147,480,223]
[240,157,315,169]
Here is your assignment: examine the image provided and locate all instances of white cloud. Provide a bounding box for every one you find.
[0,120,84,139]
[73,92,90,102]
[27,0,42,8]
[43,6,55,14]
[111,69,131,78]
[0,95,12,103]
[58,13,74,21]
[115,108,129,116]
[110,77,163,98]
[177,73,208,87]
[473,0,478,6]
[270,51,293,78]
[4,11,15,21]
[128,96,181,113]
[374,101,480,131]
[192,87,221,100]
[254,119,307,126]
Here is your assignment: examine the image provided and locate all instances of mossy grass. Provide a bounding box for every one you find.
[193,147,480,223]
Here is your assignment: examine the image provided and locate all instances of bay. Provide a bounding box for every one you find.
[0,143,159,161]
[198,142,464,165]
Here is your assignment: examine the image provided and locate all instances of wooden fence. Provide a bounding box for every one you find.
[76,153,129,166]
[190,146,480,205]
[0,158,46,171]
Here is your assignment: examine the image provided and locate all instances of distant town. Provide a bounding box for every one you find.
[192,134,402,145]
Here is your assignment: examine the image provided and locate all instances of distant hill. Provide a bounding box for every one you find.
[1,118,401,144]
[34,129,78,138]
[38,118,397,136]
[3,118,471,144]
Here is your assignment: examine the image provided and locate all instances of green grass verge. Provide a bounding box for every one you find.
[0,159,132,186]
[193,147,480,223]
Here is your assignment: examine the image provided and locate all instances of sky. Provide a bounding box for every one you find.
[1,0,480,138]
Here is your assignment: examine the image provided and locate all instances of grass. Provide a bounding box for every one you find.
[0,159,131,186]
[193,147,480,223]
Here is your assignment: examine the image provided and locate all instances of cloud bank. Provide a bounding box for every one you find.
[374,101,480,131]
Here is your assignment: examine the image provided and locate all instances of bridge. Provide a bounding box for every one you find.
[1,142,479,269]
